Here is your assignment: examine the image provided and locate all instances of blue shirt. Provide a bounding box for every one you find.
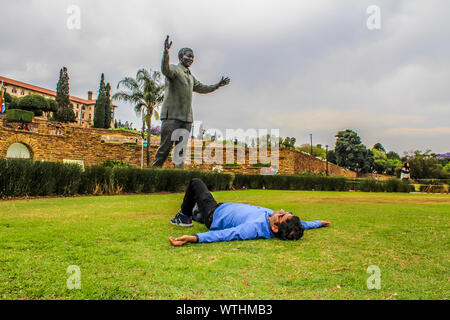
[195,203,323,243]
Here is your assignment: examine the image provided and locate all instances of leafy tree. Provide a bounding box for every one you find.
[4,92,13,108]
[371,147,402,175]
[6,95,18,110]
[112,68,164,167]
[386,158,402,176]
[289,137,296,148]
[326,149,337,164]
[17,94,48,116]
[56,103,76,123]
[387,151,400,160]
[280,137,296,149]
[362,148,375,173]
[114,120,135,130]
[444,162,450,173]
[373,143,386,153]
[45,99,58,113]
[334,129,373,173]
[406,150,449,179]
[93,73,107,128]
[372,148,388,174]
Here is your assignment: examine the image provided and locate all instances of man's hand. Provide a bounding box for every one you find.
[169,235,198,246]
[217,76,230,88]
[164,35,172,52]
[321,221,331,227]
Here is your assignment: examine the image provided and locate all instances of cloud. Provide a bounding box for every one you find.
[1,0,449,154]
[384,127,450,137]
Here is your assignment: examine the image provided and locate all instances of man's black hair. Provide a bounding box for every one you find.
[274,216,304,241]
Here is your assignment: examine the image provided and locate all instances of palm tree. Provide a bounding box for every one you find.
[112,68,164,167]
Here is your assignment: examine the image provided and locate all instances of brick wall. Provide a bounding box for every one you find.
[0,118,150,167]
[0,119,357,177]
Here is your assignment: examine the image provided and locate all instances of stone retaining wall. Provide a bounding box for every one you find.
[0,119,357,177]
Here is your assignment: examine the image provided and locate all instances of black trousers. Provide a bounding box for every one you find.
[181,178,222,229]
[153,119,192,168]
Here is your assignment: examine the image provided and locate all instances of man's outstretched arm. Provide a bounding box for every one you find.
[301,220,331,230]
[169,223,265,246]
[169,235,198,246]
[193,76,230,94]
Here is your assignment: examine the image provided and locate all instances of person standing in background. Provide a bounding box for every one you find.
[401,162,411,183]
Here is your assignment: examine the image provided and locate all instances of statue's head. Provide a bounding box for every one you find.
[178,48,194,68]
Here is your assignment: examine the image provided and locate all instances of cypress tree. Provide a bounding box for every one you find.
[55,67,76,122]
[56,67,70,109]
[93,73,106,128]
[104,82,112,129]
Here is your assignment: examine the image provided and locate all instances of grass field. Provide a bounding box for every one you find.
[0,190,449,300]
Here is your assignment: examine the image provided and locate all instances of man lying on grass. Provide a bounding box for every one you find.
[169,178,331,246]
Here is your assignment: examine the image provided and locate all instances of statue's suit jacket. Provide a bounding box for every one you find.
[160,50,219,123]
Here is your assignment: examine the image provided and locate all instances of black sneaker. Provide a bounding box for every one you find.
[170,211,193,227]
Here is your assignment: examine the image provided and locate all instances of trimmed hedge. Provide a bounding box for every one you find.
[0,159,414,199]
[0,159,82,198]
[17,94,48,116]
[416,184,449,193]
[78,166,232,195]
[233,174,412,193]
[0,159,232,198]
[415,179,450,185]
[5,109,34,123]
[233,174,349,191]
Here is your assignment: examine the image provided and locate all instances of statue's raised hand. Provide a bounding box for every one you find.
[218,76,230,87]
[164,35,172,52]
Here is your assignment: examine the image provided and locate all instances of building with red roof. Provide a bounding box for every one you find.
[0,75,116,127]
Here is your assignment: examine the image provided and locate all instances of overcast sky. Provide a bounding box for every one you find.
[1,0,449,154]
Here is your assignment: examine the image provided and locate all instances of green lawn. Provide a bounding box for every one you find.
[0,190,449,300]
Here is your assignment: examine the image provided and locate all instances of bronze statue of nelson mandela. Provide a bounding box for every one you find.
[152,35,230,168]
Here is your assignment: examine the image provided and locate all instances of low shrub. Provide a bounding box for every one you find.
[415,179,450,185]
[251,163,271,168]
[102,160,133,168]
[0,159,416,199]
[0,159,82,198]
[5,109,34,123]
[349,178,412,193]
[233,174,349,192]
[233,174,412,193]
[418,184,449,193]
[17,94,49,116]
[0,159,233,198]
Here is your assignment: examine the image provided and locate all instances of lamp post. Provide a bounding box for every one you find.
[201,129,206,149]
[325,144,329,176]
[310,134,313,156]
